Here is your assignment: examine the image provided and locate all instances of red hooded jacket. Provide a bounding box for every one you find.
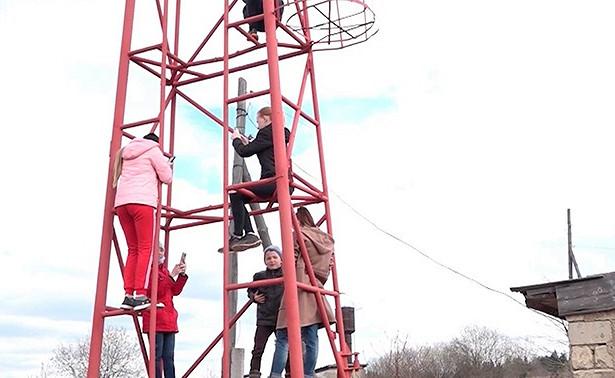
[142,265,188,333]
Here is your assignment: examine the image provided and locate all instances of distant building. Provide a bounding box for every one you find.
[512,272,615,377]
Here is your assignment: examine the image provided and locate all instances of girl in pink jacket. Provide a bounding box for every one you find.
[112,133,173,311]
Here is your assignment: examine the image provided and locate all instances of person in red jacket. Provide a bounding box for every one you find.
[142,243,188,378]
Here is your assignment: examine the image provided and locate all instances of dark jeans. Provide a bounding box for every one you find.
[270,325,319,378]
[243,0,284,32]
[230,183,276,237]
[250,325,291,374]
[152,332,175,378]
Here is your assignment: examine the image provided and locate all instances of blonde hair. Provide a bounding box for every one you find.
[112,148,124,189]
[257,106,272,120]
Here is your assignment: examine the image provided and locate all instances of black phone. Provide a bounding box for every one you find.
[180,252,186,264]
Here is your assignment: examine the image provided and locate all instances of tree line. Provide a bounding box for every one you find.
[33,325,570,377]
[364,326,570,378]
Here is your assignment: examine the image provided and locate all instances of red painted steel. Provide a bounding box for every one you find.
[87,0,374,376]
[222,0,232,375]
[87,0,136,376]
[132,313,149,372]
[145,0,171,374]
[182,300,254,378]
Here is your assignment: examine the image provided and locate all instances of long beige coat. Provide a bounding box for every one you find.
[277,226,336,329]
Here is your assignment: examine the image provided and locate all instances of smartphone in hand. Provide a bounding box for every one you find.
[180,252,186,264]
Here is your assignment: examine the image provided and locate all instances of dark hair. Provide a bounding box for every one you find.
[143,133,159,143]
[296,207,316,227]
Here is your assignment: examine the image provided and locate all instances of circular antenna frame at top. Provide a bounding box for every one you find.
[283,0,378,51]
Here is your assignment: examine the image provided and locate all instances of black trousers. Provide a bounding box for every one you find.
[230,183,277,237]
[250,325,290,374]
[250,325,275,372]
[243,0,284,32]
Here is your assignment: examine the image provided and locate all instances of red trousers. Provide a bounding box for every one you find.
[116,204,155,296]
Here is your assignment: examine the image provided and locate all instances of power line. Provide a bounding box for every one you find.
[239,98,566,332]
[574,244,615,251]
[293,163,568,333]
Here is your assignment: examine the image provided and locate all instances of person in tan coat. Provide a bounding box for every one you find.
[268,207,336,378]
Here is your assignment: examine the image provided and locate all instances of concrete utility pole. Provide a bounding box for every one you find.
[228,77,273,378]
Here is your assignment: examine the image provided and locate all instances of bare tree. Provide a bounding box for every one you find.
[365,334,416,378]
[27,362,52,378]
[364,326,571,378]
[50,326,145,378]
[449,326,526,376]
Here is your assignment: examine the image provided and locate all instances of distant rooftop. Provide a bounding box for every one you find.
[510,272,615,318]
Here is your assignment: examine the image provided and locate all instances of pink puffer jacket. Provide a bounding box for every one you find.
[114,138,173,209]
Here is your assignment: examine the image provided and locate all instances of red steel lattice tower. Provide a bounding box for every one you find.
[87,1,377,377]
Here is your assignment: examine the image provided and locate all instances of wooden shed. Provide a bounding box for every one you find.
[510,272,615,319]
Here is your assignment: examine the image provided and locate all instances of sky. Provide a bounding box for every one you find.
[2,0,615,376]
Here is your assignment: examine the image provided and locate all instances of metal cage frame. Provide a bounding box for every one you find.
[87,1,374,377]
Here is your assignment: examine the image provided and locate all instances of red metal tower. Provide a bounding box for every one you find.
[87,1,376,377]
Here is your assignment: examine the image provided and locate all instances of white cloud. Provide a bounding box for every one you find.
[4,0,615,376]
